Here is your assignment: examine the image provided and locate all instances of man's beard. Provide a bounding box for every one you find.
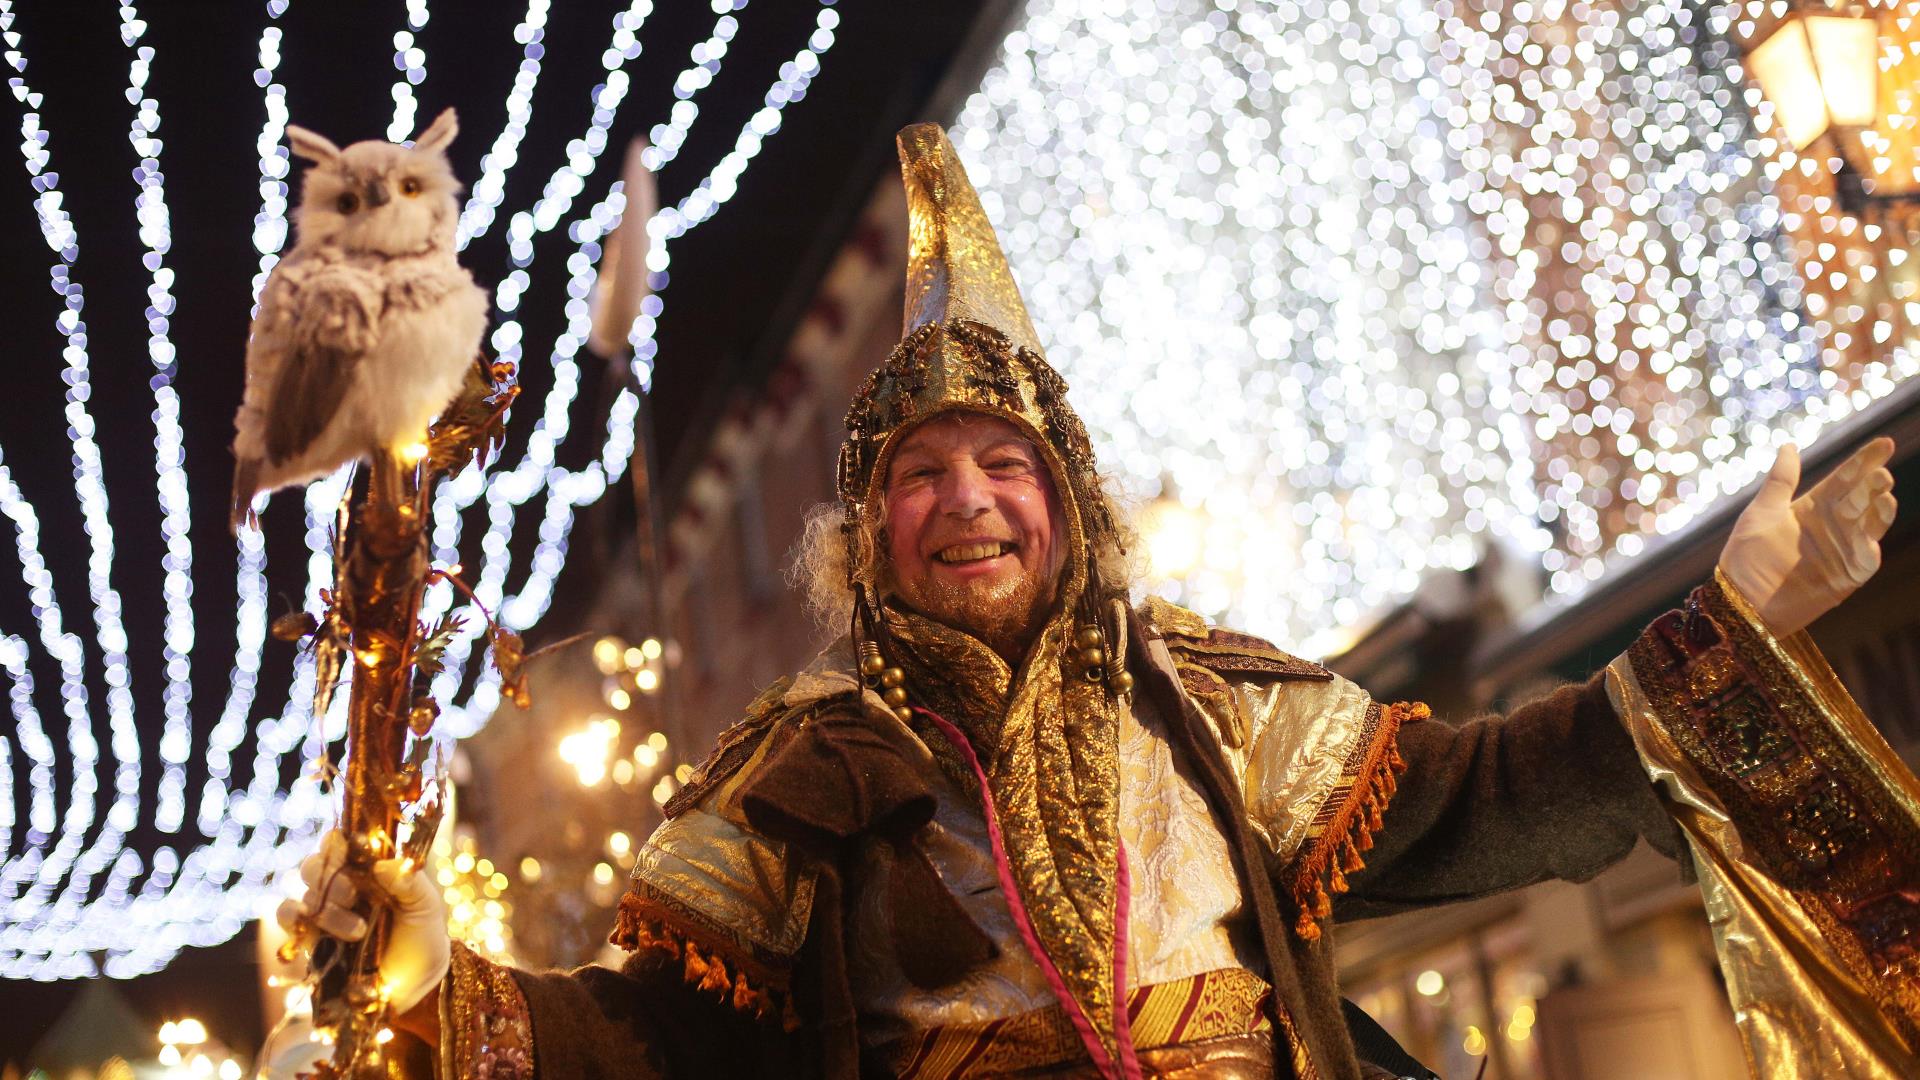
[891,564,1058,663]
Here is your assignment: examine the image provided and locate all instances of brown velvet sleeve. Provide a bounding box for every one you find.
[497,946,802,1079]
[1335,672,1686,920]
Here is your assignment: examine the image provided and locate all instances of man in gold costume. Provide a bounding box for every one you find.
[287,125,1917,1078]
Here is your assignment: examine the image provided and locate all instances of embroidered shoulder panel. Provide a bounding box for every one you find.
[1140,596,1333,682]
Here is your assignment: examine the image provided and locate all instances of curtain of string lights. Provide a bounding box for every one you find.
[0,0,842,979]
[953,0,1916,652]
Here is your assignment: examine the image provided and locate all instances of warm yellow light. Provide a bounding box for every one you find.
[558,718,621,786]
[158,1046,182,1068]
[592,637,625,674]
[375,1028,395,1045]
[647,731,668,752]
[608,687,632,710]
[635,669,659,693]
[640,637,663,660]
[634,744,660,769]
[623,646,645,668]
[400,441,430,465]
[1142,495,1206,579]
[592,862,615,885]
[1748,13,1880,150]
[1414,969,1445,997]
[1463,1026,1488,1056]
[608,831,632,857]
[612,758,636,785]
[1806,15,1880,128]
[520,856,542,882]
[174,1018,208,1045]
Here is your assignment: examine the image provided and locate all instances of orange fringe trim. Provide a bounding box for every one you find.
[1289,701,1423,942]
[611,891,802,1031]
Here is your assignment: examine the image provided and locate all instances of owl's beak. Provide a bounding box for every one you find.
[363,182,391,209]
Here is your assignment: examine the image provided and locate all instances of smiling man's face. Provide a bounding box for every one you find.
[882,411,1068,659]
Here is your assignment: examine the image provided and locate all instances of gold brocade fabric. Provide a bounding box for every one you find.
[884,967,1273,1079]
[886,598,1129,1067]
[436,941,532,1079]
[1608,571,1920,1078]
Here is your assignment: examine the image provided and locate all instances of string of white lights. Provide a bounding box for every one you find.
[116,4,197,838]
[951,0,1910,654]
[423,3,844,734]
[415,0,759,706]
[0,0,151,980]
[456,0,553,248]
[385,0,429,144]
[1,0,846,978]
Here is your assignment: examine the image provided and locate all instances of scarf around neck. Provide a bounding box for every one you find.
[882,592,1133,1073]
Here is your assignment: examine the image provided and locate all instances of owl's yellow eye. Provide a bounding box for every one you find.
[400,177,422,197]
[336,192,360,214]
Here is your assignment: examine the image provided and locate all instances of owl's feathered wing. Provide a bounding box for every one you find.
[230,252,386,529]
[231,249,489,530]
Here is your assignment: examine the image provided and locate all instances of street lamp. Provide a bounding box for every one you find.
[1744,4,1899,212]
[1748,7,1879,150]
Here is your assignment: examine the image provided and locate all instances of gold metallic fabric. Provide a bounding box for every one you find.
[1119,687,1265,987]
[626,731,818,963]
[887,600,1129,1067]
[436,941,532,1079]
[883,968,1275,1079]
[897,123,1043,356]
[850,663,1264,1051]
[1609,571,1920,1078]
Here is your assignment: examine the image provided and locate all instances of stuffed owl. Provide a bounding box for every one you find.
[230,107,489,530]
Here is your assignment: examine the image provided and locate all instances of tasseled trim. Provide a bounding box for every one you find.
[1289,700,1423,942]
[611,890,802,1031]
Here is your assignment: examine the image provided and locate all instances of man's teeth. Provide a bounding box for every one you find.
[936,542,1011,564]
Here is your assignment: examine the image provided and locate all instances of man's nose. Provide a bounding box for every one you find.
[938,462,993,518]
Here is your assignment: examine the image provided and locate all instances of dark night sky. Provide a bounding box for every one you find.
[0,0,991,1061]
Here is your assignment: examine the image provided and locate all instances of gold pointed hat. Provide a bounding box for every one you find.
[839,124,1109,549]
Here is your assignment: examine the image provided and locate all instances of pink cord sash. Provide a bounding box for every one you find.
[913,706,1141,1079]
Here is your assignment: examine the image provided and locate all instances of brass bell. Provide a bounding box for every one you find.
[1074,626,1104,649]
[1084,667,1105,683]
[894,705,914,723]
[879,666,906,689]
[1110,671,1135,694]
[860,650,887,677]
[407,698,440,736]
[882,685,909,707]
[1081,646,1105,668]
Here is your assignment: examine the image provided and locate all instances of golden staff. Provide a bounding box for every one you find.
[279,358,519,1078]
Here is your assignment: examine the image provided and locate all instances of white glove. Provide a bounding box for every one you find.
[277,829,451,1014]
[1718,438,1897,637]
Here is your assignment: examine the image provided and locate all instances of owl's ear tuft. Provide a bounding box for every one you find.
[413,108,458,154]
[286,124,341,164]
